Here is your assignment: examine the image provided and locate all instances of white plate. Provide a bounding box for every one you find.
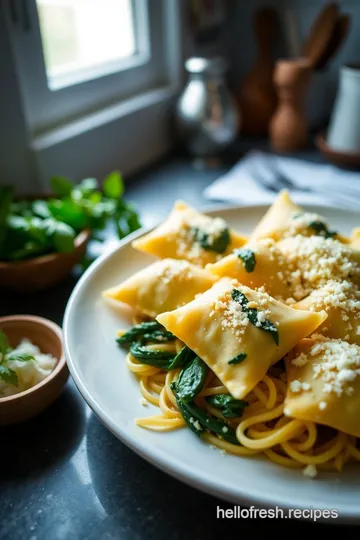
[64,204,360,522]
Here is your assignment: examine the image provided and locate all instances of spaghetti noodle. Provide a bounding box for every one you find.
[119,326,360,472]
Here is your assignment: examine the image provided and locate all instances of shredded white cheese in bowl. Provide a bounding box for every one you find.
[0,337,58,398]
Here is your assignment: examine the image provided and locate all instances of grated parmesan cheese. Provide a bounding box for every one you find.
[303,464,318,478]
[278,236,360,299]
[302,336,360,397]
[289,380,311,393]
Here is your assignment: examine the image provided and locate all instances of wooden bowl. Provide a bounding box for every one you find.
[0,229,90,291]
[315,132,360,169]
[0,315,68,426]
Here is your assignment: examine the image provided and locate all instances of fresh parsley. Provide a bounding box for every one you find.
[231,289,279,345]
[234,247,256,272]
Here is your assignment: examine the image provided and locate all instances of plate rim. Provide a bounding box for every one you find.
[63,202,360,522]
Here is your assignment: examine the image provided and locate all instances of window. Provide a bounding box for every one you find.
[4,0,182,189]
[37,0,138,90]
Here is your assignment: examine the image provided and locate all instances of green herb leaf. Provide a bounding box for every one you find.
[79,178,98,194]
[52,222,76,253]
[103,171,124,199]
[6,352,35,363]
[193,226,230,254]
[228,353,247,365]
[0,365,18,386]
[206,394,248,418]
[308,220,337,239]
[175,394,205,436]
[50,176,73,197]
[176,356,208,402]
[231,288,248,309]
[129,342,175,369]
[116,321,166,345]
[235,247,256,272]
[143,330,176,343]
[32,200,51,219]
[168,346,196,370]
[231,288,279,345]
[0,330,9,358]
[174,394,240,445]
[48,199,87,231]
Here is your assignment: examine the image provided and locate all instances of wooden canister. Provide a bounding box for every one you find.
[270,59,313,152]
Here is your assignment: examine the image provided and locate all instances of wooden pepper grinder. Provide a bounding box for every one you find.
[238,6,280,136]
[270,59,313,152]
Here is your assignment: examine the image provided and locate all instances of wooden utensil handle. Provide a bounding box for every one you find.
[254,7,279,57]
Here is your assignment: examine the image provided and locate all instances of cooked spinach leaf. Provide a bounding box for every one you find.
[231,288,279,345]
[228,353,247,365]
[206,394,248,418]
[235,247,256,272]
[176,356,208,402]
[192,226,230,254]
[308,220,337,239]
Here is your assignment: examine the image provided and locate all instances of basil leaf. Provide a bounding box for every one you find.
[235,247,256,272]
[206,394,248,418]
[176,356,208,402]
[6,352,35,363]
[53,222,76,253]
[0,365,18,386]
[231,288,279,345]
[257,318,279,345]
[50,176,73,197]
[79,178,98,195]
[32,200,51,219]
[103,171,124,199]
[309,220,337,239]
[231,288,248,308]
[228,353,247,365]
[48,199,87,231]
[193,227,230,254]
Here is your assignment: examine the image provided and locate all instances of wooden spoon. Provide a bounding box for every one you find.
[316,14,351,71]
[302,2,339,68]
[238,6,280,135]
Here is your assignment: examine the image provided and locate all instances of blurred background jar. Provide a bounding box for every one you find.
[175,56,239,159]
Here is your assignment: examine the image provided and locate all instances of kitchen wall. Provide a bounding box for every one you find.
[221,0,360,130]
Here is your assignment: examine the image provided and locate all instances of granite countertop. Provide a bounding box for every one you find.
[0,156,356,539]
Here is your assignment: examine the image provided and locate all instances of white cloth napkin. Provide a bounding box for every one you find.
[203,151,360,210]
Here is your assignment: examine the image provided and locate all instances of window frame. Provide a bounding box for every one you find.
[7,0,172,134]
[3,0,184,190]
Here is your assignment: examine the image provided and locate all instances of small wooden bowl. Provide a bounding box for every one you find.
[0,229,90,291]
[0,315,69,426]
[315,132,360,169]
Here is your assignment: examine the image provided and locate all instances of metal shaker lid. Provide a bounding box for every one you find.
[185,56,227,76]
